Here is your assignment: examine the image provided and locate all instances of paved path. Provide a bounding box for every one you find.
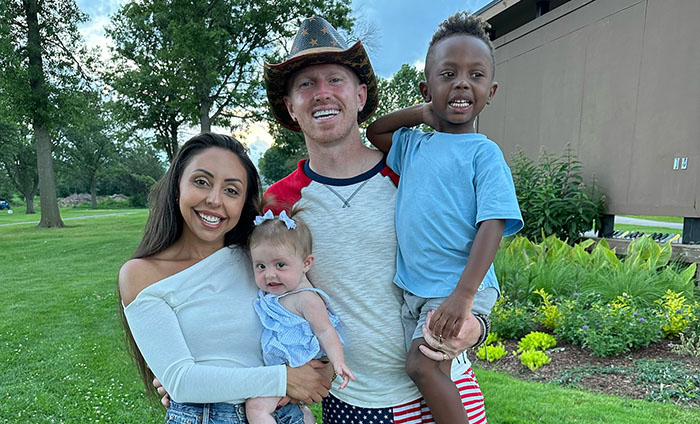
[0,211,138,227]
[615,216,683,229]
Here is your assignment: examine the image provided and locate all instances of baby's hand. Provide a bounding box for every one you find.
[430,293,472,339]
[335,363,355,390]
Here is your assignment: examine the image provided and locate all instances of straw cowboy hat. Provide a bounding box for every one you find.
[264,17,379,132]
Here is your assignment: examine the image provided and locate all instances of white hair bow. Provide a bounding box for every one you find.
[253,209,296,230]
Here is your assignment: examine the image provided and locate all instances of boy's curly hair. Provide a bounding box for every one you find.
[426,11,495,77]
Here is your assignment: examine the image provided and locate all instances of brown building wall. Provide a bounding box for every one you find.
[478,0,700,217]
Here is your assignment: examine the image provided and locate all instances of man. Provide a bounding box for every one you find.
[263,17,489,424]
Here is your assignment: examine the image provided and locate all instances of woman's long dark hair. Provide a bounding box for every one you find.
[118,133,261,399]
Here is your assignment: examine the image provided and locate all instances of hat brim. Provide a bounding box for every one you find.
[264,40,378,132]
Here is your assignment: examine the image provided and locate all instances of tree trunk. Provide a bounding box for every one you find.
[35,128,63,227]
[169,121,179,162]
[200,99,211,133]
[90,179,97,209]
[25,0,64,227]
[25,182,37,214]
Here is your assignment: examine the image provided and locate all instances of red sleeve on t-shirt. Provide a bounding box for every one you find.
[380,165,399,187]
[263,159,312,214]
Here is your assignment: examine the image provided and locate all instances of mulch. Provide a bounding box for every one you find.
[471,339,700,402]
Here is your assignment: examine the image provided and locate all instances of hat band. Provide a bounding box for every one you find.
[289,46,346,59]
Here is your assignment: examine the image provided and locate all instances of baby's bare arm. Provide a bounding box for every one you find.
[297,292,355,389]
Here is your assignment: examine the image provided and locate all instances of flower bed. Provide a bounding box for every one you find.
[480,235,700,405]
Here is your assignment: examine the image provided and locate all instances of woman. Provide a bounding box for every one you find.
[118,133,330,423]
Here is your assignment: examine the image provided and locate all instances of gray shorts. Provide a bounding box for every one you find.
[400,287,498,351]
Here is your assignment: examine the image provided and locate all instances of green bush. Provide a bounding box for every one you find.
[519,349,551,371]
[656,290,699,337]
[534,289,563,330]
[510,145,606,244]
[517,331,557,353]
[669,332,700,357]
[476,342,508,362]
[495,235,698,308]
[555,293,663,356]
[491,297,536,339]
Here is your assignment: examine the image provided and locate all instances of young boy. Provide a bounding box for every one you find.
[367,12,523,424]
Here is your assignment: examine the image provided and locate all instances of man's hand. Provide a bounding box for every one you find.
[153,377,170,408]
[419,310,481,361]
[286,359,332,404]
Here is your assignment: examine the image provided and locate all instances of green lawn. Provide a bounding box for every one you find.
[1,211,698,423]
[620,215,684,224]
[476,369,700,423]
[0,207,138,225]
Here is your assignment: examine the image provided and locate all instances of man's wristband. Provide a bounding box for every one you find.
[471,313,491,349]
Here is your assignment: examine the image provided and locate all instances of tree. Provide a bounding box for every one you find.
[102,140,167,208]
[370,63,424,124]
[105,1,188,162]
[106,0,354,161]
[0,0,92,227]
[57,91,117,209]
[258,125,307,184]
[0,122,38,213]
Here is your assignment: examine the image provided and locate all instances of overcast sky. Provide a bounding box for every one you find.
[76,0,492,78]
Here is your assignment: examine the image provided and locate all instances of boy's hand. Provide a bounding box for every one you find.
[419,310,481,361]
[334,362,356,390]
[428,292,473,339]
[420,102,439,130]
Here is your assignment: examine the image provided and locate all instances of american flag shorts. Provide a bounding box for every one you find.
[321,368,486,424]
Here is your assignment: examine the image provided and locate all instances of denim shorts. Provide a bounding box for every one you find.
[166,400,304,424]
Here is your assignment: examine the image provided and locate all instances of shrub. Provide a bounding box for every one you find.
[476,342,507,362]
[491,297,536,339]
[519,349,551,371]
[669,332,700,357]
[517,331,557,353]
[510,145,606,244]
[556,293,663,356]
[534,289,563,330]
[483,332,501,346]
[496,235,698,308]
[656,290,699,337]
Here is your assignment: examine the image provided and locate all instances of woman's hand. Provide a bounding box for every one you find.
[153,377,170,407]
[419,310,481,361]
[286,359,332,404]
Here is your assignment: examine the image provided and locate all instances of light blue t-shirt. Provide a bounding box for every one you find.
[386,127,523,298]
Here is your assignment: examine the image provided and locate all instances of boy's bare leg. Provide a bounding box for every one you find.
[406,337,468,424]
